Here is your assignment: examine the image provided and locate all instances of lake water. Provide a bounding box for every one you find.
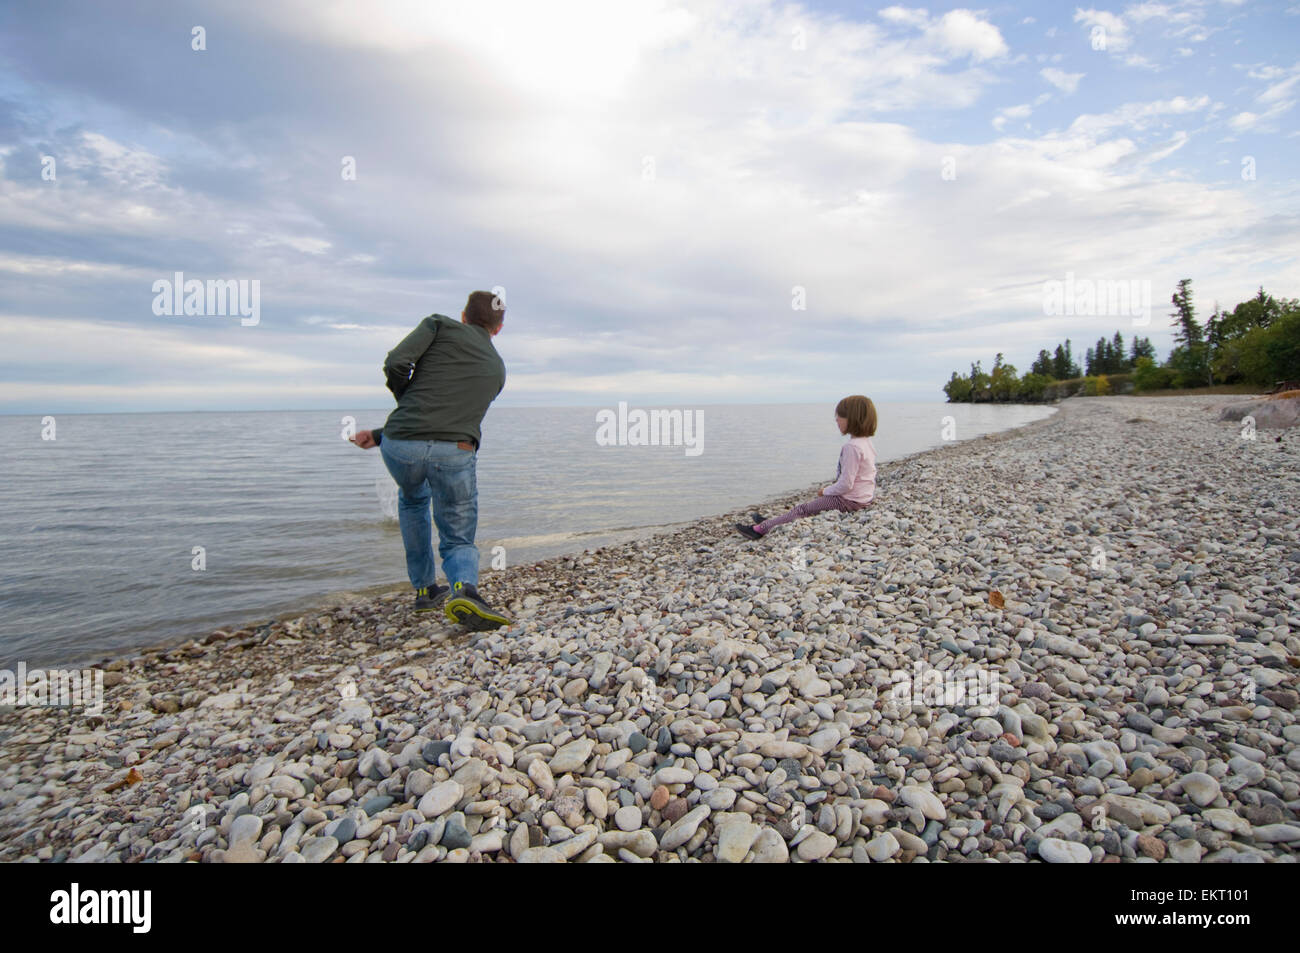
[0,402,1054,667]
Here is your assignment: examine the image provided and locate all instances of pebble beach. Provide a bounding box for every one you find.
[2,394,1298,864]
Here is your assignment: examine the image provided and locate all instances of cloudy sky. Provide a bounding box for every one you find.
[2,0,1297,412]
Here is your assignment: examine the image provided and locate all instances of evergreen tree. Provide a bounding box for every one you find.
[1052,344,1068,379]
[968,360,991,401]
[1031,349,1054,377]
[1130,336,1156,362]
[1170,279,1201,348]
[1169,279,1209,386]
[1205,307,1224,385]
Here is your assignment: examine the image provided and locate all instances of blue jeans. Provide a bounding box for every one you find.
[379,437,479,589]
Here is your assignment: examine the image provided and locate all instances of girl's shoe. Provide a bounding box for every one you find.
[414,584,450,612]
[736,523,765,540]
[750,512,768,524]
[444,582,511,631]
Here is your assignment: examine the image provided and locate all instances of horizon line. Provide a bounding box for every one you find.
[0,397,960,416]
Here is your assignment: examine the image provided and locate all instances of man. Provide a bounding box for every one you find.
[351,290,510,631]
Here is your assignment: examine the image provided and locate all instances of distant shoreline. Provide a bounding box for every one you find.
[943,383,1265,406]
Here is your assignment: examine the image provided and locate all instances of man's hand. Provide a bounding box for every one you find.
[351,430,378,449]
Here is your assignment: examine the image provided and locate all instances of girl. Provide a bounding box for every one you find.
[736,395,877,539]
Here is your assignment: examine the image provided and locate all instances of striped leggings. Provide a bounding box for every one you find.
[757,494,869,534]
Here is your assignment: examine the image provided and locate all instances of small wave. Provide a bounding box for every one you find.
[375,473,399,521]
[490,521,692,548]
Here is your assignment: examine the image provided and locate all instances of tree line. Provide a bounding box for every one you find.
[944,281,1300,403]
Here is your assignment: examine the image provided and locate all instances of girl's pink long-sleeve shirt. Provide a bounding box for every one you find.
[823,436,876,504]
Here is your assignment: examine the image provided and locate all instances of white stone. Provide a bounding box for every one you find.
[660,805,710,851]
[1181,772,1220,807]
[715,815,759,863]
[550,738,595,774]
[898,785,946,821]
[750,828,789,863]
[796,830,837,861]
[418,780,463,819]
[1038,838,1091,863]
[865,832,899,861]
[654,766,694,785]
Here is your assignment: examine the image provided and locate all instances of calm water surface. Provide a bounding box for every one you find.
[0,402,1054,666]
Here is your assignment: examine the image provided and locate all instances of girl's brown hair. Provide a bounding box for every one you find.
[835,395,877,437]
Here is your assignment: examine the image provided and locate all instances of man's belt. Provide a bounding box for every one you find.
[457,440,476,451]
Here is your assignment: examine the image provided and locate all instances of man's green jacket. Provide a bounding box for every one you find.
[373,314,505,449]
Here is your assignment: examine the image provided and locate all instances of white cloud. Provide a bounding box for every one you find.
[1139,129,1190,165]
[1229,102,1294,132]
[71,133,170,190]
[926,9,1008,61]
[1228,62,1300,132]
[0,315,340,379]
[1041,67,1085,93]
[1124,53,1160,70]
[254,235,333,255]
[1259,71,1300,104]
[1068,95,1211,137]
[1074,8,1131,52]
[879,6,930,28]
[1126,2,1173,22]
[4,0,1300,410]
[875,7,1008,63]
[993,103,1033,130]
[293,0,698,101]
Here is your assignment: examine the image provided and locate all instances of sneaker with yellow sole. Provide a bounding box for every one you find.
[443,581,511,631]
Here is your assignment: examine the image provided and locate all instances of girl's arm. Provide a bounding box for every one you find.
[822,444,859,497]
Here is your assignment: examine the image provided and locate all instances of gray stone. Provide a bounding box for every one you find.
[229,814,263,845]
[362,795,394,817]
[441,818,471,850]
[421,740,452,763]
[1181,772,1220,807]
[299,836,339,863]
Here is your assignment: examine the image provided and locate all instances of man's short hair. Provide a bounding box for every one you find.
[464,290,505,331]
